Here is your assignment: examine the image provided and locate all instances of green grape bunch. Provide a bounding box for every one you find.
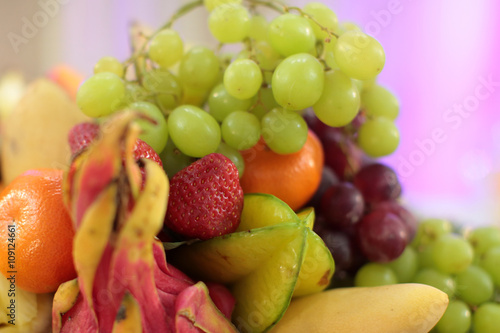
[75,0,402,178]
[353,219,500,333]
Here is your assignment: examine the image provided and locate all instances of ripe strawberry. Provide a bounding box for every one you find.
[165,153,244,240]
[68,121,162,167]
[68,122,100,154]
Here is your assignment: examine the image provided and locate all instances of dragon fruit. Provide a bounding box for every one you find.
[52,111,237,332]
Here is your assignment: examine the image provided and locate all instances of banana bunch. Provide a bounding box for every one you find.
[0,278,52,333]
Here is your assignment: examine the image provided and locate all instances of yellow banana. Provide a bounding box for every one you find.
[270,283,448,333]
[0,291,52,333]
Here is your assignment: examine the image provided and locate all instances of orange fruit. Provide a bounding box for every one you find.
[240,130,324,211]
[47,64,84,100]
[0,169,76,293]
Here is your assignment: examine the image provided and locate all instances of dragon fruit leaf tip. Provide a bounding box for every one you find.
[175,281,239,332]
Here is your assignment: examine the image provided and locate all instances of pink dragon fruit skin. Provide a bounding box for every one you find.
[52,112,237,333]
[175,282,238,333]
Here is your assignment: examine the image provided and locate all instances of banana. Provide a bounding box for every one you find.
[0,290,52,333]
[270,283,448,333]
[1,78,89,184]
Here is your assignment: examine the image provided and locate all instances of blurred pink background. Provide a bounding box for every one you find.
[1,0,499,225]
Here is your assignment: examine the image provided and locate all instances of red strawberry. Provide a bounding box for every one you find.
[68,121,162,167]
[68,122,100,154]
[165,153,244,240]
[133,138,163,167]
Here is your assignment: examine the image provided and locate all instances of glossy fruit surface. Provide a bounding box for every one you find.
[0,169,76,293]
[240,130,323,211]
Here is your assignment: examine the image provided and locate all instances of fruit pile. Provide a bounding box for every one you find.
[0,0,498,332]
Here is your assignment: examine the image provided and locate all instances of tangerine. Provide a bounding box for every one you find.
[240,130,324,211]
[0,169,76,293]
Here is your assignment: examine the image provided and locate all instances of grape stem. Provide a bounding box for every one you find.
[244,0,287,13]
[245,0,339,40]
[286,6,339,40]
[124,0,204,81]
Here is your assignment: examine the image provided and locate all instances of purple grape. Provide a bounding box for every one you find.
[302,108,334,142]
[353,163,402,204]
[322,130,364,181]
[316,228,353,272]
[356,209,409,262]
[320,182,365,230]
[307,166,340,209]
[314,225,366,273]
[371,200,418,242]
[349,110,367,131]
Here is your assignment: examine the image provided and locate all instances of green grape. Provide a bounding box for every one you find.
[159,138,196,179]
[76,72,125,118]
[142,69,182,111]
[221,111,261,151]
[384,246,418,283]
[181,84,211,107]
[323,36,339,69]
[216,142,245,177]
[361,77,377,91]
[254,40,282,72]
[208,3,250,43]
[434,300,471,333]
[302,2,338,40]
[467,226,500,257]
[417,243,436,269]
[412,268,455,298]
[223,59,263,100]
[340,22,362,33]
[94,56,124,77]
[128,101,168,153]
[333,30,385,80]
[261,108,308,154]
[167,105,221,158]
[472,302,500,333]
[361,84,399,120]
[357,116,399,157]
[272,53,324,111]
[208,83,253,122]
[455,265,494,305]
[179,46,220,90]
[203,0,241,12]
[148,29,184,68]
[248,15,268,41]
[312,69,360,127]
[411,218,453,249]
[122,83,148,106]
[268,13,315,57]
[351,79,365,93]
[478,246,500,287]
[354,263,397,287]
[249,86,279,120]
[253,40,282,84]
[432,234,474,274]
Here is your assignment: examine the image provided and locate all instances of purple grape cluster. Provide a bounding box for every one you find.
[304,110,417,285]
